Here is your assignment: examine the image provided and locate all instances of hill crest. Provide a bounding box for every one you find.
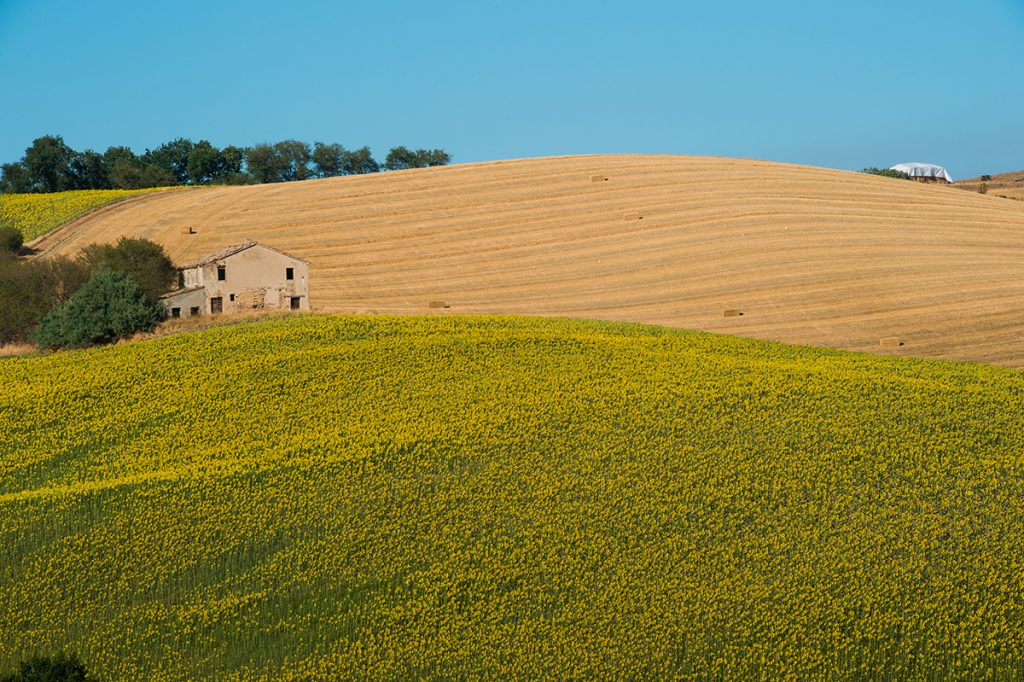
[31,154,1024,367]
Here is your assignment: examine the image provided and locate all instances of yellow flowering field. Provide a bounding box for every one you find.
[0,188,175,242]
[1,315,1023,680]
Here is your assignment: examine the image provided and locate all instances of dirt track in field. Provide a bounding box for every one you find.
[33,155,1024,367]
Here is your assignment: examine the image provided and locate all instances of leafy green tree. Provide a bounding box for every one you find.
[341,146,380,175]
[42,255,91,306]
[384,145,416,171]
[385,146,451,171]
[107,163,174,189]
[0,653,93,682]
[862,167,911,180]
[138,163,176,187]
[143,138,195,184]
[78,237,177,301]
[68,150,109,190]
[106,161,141,189]
[102,145,138,169]
[103,146,173,189]
[0,255,88,345]
[274,140,312,181]
[106,162,137,189]
[3,135,439,188]
[221,145,245,176]
[0,162,32,193]
[312,142,345,178]
[246,143,289,183]
[23,135,75,192]
[0,256,41,344]
[35,268,164,349]
[418,149,451,166]
[186,140,227,184]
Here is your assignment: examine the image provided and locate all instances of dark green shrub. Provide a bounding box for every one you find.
[0,255,89,345]
[35,268,164,349]
[862,167,912,180]
[78,237,176,301]
[0,653,93,682]
[0,224,23,254]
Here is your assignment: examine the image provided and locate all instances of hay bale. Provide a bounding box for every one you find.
[723,309,744,318]
[428,301,449,309]
[623,212,643,220]
[590,175,608,182]
[879,337,903,348]
[180,226,195,235]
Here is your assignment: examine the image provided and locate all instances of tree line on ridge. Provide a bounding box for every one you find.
[0,136,451,193]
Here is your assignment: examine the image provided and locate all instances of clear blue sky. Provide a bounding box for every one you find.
[1,0,1022,179]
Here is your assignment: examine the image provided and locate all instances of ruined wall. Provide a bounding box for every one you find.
[188,245,310,313]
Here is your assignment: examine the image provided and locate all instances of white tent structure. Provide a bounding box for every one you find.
[890,162,953,183]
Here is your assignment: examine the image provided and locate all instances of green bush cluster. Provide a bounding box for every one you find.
[1,653,93,682]
[0,237,173,347]
[861,167,912,180]
[0,224,22,254]
[34,268,164,349]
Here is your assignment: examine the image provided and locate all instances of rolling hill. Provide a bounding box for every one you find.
[957,169,1024,201]
[0,187,178,243]
[30,155,1024,367]
[2,315,1024,680]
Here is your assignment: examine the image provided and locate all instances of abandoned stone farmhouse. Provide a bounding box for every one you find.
[160,241,309,318]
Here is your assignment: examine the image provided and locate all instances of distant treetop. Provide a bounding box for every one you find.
[861,167,911,180]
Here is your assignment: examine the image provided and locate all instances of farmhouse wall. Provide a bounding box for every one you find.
[160,287,207,317]
[182,244,309,312]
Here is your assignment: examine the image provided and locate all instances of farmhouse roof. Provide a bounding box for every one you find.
[159,285,204,300]
[180,240,309,269]
[890,162,953,182]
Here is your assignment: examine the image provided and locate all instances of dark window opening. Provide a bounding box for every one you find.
[170,307,181,318]
[217,265,226,281]
[290,296,301,310]
[177,271,184,288]
[190,306,200,317]
[229,293,235,302]
[286,267,294,280]
[211,297,223,314]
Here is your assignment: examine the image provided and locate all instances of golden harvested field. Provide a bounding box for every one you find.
[33,155,1024,367]
[957,170,1024,201]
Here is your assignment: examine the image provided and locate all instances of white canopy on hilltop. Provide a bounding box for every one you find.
[890,162,953,182]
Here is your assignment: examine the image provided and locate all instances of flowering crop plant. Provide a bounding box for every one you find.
[0,314,1022,680]
[0,188,177,242]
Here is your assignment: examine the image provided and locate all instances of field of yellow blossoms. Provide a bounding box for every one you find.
[1,314,1022,680]
[0,188,175,242]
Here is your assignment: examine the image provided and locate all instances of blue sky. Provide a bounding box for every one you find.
[1,0,1021,179]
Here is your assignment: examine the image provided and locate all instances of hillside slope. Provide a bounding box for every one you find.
[957,169,1024,201]
[0,187,179,243]
[33,155,1024,367]
[2,315,1024,680]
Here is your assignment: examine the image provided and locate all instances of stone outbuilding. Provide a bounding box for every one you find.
[161,241,309,318]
